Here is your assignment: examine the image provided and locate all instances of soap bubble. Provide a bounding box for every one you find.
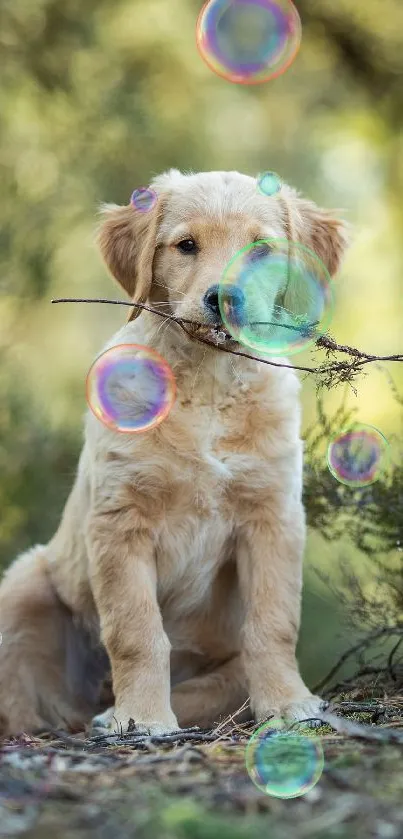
[86,344,176,433]
[245,718,324,799]
[196,0,301,85]
[257,171,282,196]
[218,237,333,355]
[130,187,157,212]
[327,424,389,488]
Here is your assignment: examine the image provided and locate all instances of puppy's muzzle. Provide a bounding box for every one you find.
[203,283,246,329]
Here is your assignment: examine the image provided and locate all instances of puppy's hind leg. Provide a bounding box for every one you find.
[0,546,107,736]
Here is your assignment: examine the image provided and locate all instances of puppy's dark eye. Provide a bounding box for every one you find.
[177,238,198,254]
[250,241,273,260]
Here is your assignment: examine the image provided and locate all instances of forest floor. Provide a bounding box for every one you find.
[0,687,402,839]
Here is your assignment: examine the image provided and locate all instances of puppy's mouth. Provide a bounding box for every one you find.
[190,322,235,347]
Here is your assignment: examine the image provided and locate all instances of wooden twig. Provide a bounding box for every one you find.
[313,627,403,693]
[51,297,318,373]
[318,710,403,744]
[51,297,403,384]
[387,637,403,683]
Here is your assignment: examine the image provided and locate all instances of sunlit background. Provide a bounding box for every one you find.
[1,0,403,687]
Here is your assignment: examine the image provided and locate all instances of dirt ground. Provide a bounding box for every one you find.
[0,689,402,839]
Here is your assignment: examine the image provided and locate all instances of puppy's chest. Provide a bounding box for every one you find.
[153,396,273,599]
[170,393,273,504]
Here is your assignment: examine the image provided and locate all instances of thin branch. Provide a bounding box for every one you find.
[318,710,403,744]
[51,297,403,385]
[52,297,318,373]
[176,319,317,373]
[317,334,403,365]
[387,637,403,683]
[313,627,403,693]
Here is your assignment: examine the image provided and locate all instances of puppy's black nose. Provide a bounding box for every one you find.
[203,285,221,318]
[203,284,245,320]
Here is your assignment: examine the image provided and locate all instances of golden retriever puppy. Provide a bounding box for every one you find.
[0,169,347,736]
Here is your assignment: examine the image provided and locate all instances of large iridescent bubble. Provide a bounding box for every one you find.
[86,344,176,433]
[196,0,301,85]
[218,238,333,355]
[245,719,324,799]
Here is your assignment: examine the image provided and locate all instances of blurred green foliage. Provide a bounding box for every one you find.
[1,0,403,680]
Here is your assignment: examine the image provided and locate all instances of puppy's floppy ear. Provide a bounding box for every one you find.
[97,196,164,320]
[280,189,349,277]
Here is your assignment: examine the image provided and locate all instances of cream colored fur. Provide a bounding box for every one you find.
[0,169,348,736]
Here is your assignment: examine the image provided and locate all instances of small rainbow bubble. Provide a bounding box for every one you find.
[86,344,176,434]
[257,171,282,196]
[196,0,301,85]
[245,718,324,799]
[327,423,389,488]
[130,187,157,212]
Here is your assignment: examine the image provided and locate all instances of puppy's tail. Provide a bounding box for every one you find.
[0,546,108,737]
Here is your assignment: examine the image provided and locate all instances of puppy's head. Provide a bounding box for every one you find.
[98,169,348,346]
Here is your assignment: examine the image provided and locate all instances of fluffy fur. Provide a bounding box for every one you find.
[0,169,348,736]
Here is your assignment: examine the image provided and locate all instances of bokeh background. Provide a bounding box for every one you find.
[1,0,403,688]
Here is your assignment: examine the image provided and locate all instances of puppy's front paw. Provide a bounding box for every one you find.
[111,708,180,736]
[91,704,180,736]
[126,719,181,736]
[91,706,116,733]
[281,695,328,729]
[254,694,327,729]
